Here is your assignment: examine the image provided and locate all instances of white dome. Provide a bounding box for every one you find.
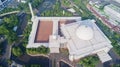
[76,25,94,40]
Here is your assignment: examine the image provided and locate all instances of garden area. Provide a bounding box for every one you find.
[79,55,99,67]
[59,48,69,56]
[12,46,23,57]
[0,0,73,17]
[0,14,19,44]
[72,0,94,19]
[26,46,50,55]
[23,65,41,67]
[0,0,42,15]
[22,24,50,55]
[0,0,29,14]
[40,1,73,17]
[31,0,43,8]
[13,17,50,56]
[60,0,71,7]
[111,64,120,67]
[10,21,48,56]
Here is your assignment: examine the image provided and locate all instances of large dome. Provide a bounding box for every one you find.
[76,25,94,40]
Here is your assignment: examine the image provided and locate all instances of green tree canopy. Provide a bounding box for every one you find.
[12,47,23,57]
[79,56,99,67]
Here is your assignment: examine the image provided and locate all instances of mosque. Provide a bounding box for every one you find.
[27,3,113,63]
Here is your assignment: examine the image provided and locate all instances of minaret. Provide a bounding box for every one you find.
[28,3,34,18]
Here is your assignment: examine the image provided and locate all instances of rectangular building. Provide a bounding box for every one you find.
[104,4,120,26]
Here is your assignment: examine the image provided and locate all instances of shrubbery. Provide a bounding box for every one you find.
[26,46,50,55]
[12,47,23,56]
[79,56,99,67]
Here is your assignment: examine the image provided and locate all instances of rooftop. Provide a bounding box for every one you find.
[61,19,112,62]
[35,20,53,43]
[106,4,120,13]
[76,25,94,40]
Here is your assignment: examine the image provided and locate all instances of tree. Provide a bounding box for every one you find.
[31,64,41,67]
[111,64,120,67]
[0,42,4,56]
[7,31,17,44]
[79,56,99,67]
[26,46,50,54]
[32,0,43,8]
[12,47,23,57]
[1,15,19,44]
[3,15,18,28]
[0,26,9,35]
[7,59,12,65]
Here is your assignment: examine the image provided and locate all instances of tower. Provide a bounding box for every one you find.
[28,3,34,18]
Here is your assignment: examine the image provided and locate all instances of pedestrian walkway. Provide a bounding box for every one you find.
[0,11,20,17]
[49,53,76,67]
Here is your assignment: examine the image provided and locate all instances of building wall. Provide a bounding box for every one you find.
[69,47,111,61]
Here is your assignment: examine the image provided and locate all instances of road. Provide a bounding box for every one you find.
[0,40,13,67]
[109,49,120,64]
[3,43,12,60]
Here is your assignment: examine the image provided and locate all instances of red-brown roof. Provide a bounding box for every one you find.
[34,19,76,43]
[35,20,53,43]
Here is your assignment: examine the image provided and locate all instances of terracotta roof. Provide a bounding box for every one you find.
[35,20,53,43]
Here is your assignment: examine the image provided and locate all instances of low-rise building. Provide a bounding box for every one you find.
[104,4,120,26]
